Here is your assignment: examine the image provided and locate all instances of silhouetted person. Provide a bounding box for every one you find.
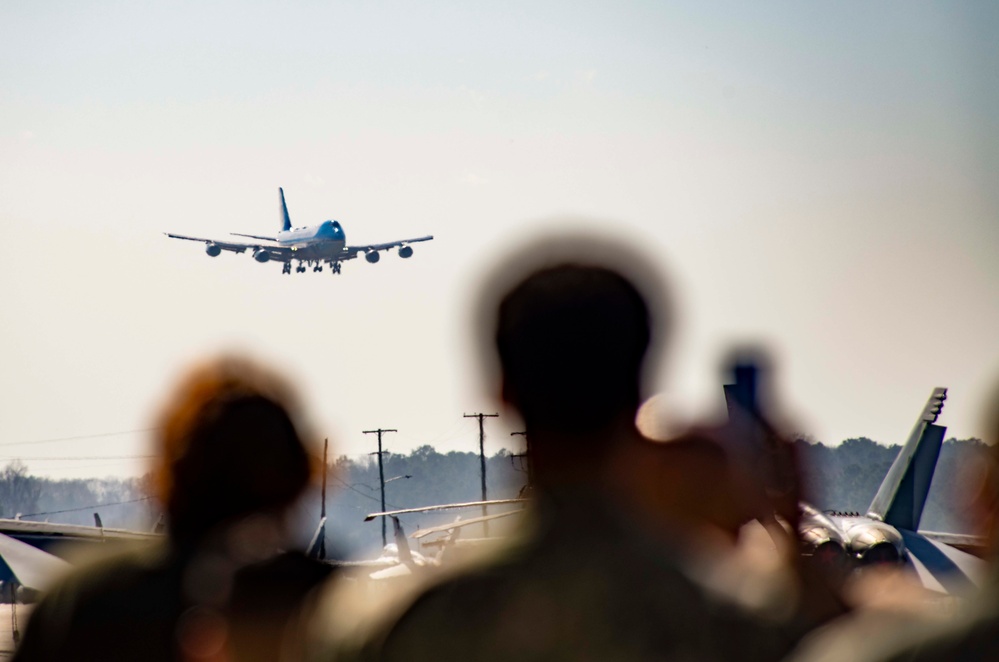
[324,241,817,661]
[14,357,332,662]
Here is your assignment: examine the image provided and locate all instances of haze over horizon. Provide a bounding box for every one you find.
[2,1,997,479]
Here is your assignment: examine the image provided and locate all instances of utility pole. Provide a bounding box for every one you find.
[364,428,397,547]
[510,430,532,490]
[464,413,498,536]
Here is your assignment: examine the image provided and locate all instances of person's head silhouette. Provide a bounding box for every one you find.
[152,357,312,545]
[480,235,671,491]
[496,263,652,437]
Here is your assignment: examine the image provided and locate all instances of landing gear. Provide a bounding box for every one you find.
[282,263,291,275]
[332,262,342,274]
[295,261,306,273]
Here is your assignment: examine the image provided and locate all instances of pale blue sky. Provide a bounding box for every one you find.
[1,2,997,478]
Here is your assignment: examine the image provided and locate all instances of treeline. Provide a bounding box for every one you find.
[319,445,529,556]
[797,437,989,534]
[314,438,991,556]
[0,461,155,531]
[0,438,990,559]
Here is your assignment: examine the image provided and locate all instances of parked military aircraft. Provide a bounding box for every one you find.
[165,188,433,275]
[0,510,327,595]
[724,376,988,596]
[356,499,527,579]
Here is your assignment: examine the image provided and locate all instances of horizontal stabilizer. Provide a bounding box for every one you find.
[901,530,986,596]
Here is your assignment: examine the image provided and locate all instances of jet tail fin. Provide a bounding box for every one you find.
[391,516,417,570]
[867,387,948,531]
[306,516,327,560]
[279,187,291,231]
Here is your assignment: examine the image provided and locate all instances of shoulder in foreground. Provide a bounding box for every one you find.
[306,536,520,661]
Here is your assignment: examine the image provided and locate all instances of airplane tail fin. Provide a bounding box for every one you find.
[279,187,291,231]
[306,516,327,560]
[391,516,417,570]
[866,387,948,531]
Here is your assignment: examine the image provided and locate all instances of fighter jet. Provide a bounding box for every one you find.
[165,188,433,275]
[724,375,987,596]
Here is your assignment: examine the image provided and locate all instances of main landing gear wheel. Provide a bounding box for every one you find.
[282,263,291,275]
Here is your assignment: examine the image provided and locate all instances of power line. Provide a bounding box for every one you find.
[0,428,157,448]
[0,455,154,462]
[11,496,153,519]
[329,474,402,511]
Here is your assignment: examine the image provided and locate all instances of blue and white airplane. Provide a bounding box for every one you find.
[166,188,433,275]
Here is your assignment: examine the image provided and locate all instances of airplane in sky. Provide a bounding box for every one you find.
[165,188,433,275]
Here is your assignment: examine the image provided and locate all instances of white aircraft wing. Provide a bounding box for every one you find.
[164,233,299,263]
[0,532,72,592]
[164,232,255,254]
[343,235,434,258]
[410,510,525,540]
[230,232,278,241]
[365,498,527,522]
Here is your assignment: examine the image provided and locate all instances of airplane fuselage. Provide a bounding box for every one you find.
[274,220,347,264]
[277,220,346,248]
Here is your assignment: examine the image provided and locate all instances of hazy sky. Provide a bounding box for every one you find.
[2,1,997,479]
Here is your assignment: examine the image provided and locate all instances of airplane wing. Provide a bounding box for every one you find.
[164,233,297,263]
[164,233,251,254]
[344,235,434,258]
[0,532,72,592]
[230,232,278,241]
[364,498,527,522]
[409,510,524,540]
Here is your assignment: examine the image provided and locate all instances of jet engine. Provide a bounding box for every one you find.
[799,505,849,577]
[398,245,414,258]
[845,521,904,565]
[365,251,381,264]
[253,249,270,263]
[205,243,222,257]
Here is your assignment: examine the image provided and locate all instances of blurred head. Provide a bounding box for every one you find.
[496,263,653,435]
[152,357,312,544]
[974,381,999,555]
